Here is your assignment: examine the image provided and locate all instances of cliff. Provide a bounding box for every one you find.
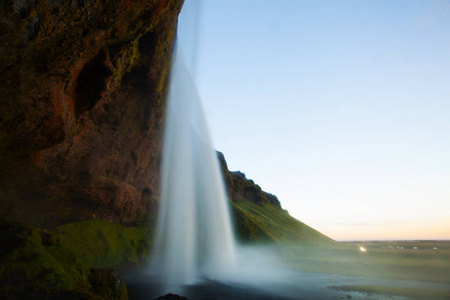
[218,152,281,208]
[0,0,183,225]
[0,0,291,229]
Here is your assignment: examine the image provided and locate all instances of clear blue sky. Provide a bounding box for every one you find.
[178,0,450,240]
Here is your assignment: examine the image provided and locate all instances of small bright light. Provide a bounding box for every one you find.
[359,246,367,252]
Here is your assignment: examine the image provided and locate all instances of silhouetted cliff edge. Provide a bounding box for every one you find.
[218,151,281,208]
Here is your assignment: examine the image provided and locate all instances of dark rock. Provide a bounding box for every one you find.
[217,151,282,208]
[89,268,128,300]
[154,293,189,300]
[0,0,184,225]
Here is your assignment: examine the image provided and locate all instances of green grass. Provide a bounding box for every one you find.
[231,198,335,246]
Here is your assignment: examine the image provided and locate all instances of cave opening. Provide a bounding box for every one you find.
[74,49,112,116]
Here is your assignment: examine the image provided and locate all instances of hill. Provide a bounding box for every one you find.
[218,151,334,246]
[231,198,335,246]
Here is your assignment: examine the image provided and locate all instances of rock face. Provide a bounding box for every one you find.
[0,0,282,227]
[0,0,184,225]
[218,152,282,208]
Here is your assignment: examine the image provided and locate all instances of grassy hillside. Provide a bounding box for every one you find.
[230,198,335,246]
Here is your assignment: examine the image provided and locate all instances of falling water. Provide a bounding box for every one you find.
[150,48,236,287]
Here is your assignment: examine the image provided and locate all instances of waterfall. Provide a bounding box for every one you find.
[150,48,236,287]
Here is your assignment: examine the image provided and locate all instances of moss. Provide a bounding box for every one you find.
[89,268,128,300]
[56,217,154,268]
[111,37,141,84]
[0,218,150,298]
[0,219,91,298]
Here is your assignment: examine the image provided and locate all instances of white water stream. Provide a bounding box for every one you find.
[150,49,236,287]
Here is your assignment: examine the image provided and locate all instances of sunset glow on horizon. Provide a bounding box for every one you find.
[180,0,450,241]
[320,218,450,241]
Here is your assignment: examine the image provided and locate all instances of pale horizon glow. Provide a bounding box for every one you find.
[184,0,450,241]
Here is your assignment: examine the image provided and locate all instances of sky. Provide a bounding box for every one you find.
[178,0,450,241]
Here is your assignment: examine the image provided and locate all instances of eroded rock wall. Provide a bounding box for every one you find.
[0,0,184,225]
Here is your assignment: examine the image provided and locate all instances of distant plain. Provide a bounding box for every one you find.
[280,240,450,299]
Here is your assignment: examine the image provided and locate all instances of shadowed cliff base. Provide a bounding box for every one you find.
[3,216,449,299]
[0,219,128,299]
[0,169,338,300]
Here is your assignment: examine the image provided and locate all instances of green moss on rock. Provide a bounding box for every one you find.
[56,216,154,268]
[0,219,89,298]
[0,217,154,299]
[89,268,128,300]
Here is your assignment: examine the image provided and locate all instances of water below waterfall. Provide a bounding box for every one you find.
[150,48,236,287]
